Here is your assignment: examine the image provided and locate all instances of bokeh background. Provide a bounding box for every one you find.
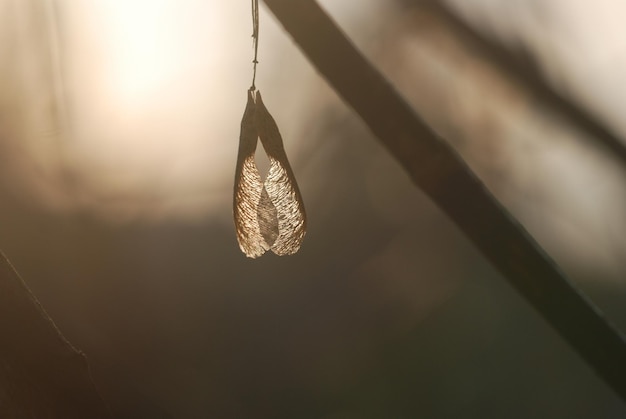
[1,0,625,417]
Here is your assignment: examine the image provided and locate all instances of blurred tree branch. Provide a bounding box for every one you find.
[262,0,626,401]
[0,251,110,418]
[415,0,626,168]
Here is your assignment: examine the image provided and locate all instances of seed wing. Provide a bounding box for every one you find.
[233,91,268,258]
[255,92,307,255]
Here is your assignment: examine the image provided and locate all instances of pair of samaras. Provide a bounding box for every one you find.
[233,90,306,258]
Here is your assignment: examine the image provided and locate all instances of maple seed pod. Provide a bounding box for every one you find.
[233,90,267,258]
[233,91,306,258]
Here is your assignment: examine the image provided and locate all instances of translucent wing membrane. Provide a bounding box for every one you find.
[233,91,269,258]
[255,92,307,255]
[233,91,306,258]
[257,186,279,248]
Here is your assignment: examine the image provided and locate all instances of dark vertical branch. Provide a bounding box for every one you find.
[261,0,626,401]
[0,251,110,418]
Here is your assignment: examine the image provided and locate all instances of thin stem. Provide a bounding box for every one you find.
[0,251,110,416]
[251,0,260,91]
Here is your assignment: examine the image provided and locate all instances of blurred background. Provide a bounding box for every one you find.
[1,0,625,417]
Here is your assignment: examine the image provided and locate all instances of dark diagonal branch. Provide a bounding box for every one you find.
[262,0,626,401]
[418,0,626,167]
[0,251,110,417]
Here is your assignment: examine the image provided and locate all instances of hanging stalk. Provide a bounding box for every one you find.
[233,0,306,258]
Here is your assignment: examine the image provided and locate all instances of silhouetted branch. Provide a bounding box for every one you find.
[262,0,626,401]
[0,251,110,418]
[417,0,626,167]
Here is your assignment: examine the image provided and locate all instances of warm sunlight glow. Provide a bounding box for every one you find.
[55,0,253,220]
[98,0,188,108]
[0,0,311,222]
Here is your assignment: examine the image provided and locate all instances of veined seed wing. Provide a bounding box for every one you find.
[255,92,307,255]
[233,91,269,258]
[234,0,305,257]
